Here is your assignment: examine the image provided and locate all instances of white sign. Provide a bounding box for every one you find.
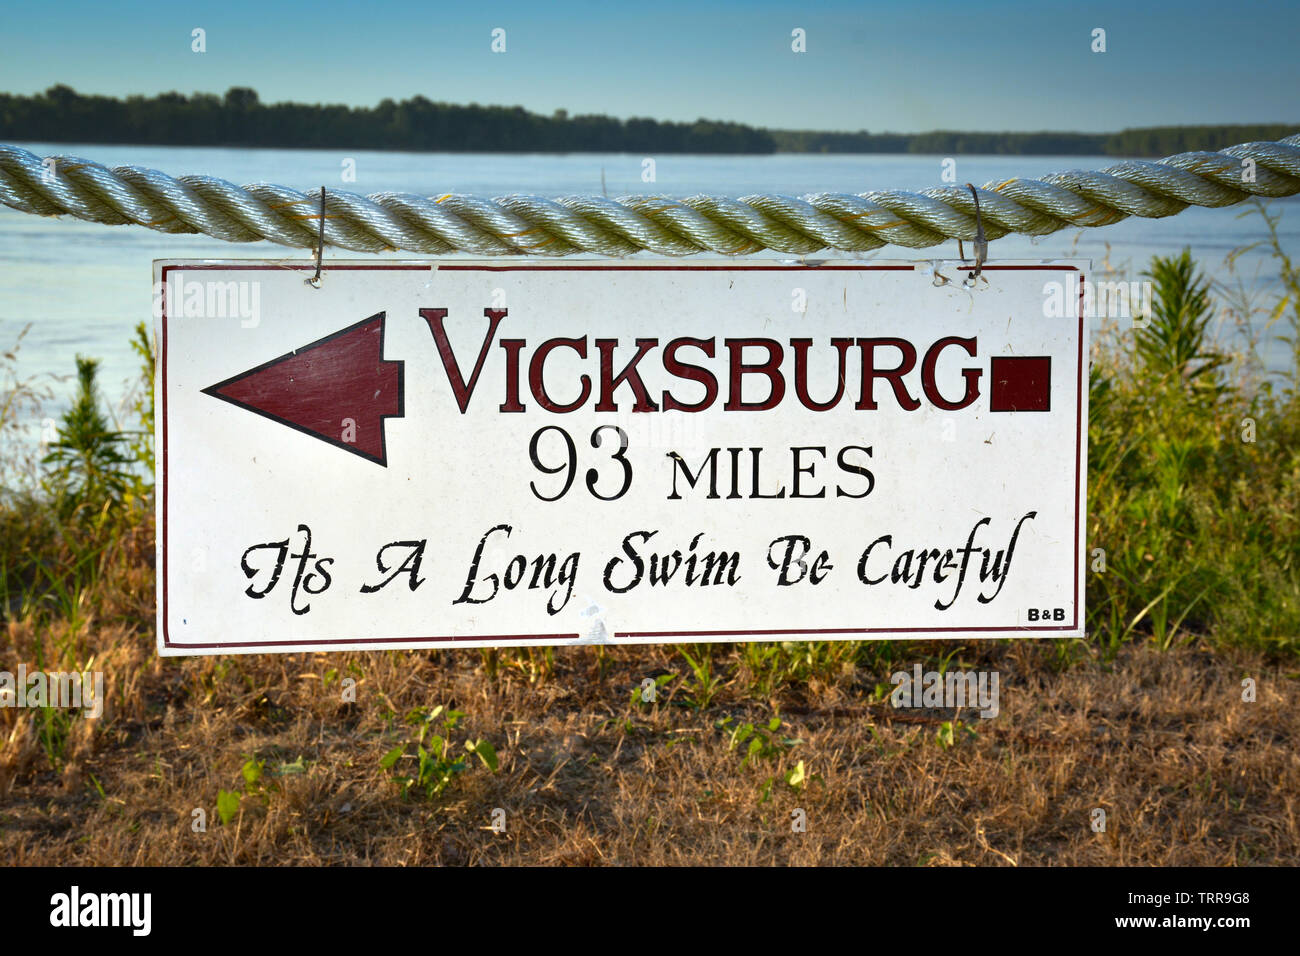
[155,259,1088,655]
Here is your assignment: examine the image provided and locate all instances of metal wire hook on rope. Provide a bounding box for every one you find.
[0,135,1297,257]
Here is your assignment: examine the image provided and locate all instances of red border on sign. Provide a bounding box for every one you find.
[161,262,1085,650]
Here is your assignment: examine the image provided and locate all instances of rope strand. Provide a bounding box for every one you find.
[1,135,1297,256]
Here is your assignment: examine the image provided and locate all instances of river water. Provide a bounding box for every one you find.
[1,142,1296,437]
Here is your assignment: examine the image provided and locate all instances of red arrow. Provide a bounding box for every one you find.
[202,313,403,466]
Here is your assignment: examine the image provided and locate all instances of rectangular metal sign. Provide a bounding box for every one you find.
[155,259,1088,655]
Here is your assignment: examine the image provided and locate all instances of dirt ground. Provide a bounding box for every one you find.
[1,631,1296,866]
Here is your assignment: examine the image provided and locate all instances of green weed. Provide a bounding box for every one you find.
[380,704,498,801]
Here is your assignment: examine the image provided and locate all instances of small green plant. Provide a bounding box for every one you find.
[241,757,265,790]
[786,760,806,789]
[717,712,811,803]
[1138,251,1227,400]
[214,757,267,825]
[738,640,866,699]
[718,713,802,768]
[32,702,76,771]
[935,720,978,750]
[213,755,307,825]
[677,644,724,710]
[629,672,676,709]
[41,355,132,517]
[508,646,554,683]
[479,648,500,682]
[124,320,156,489]
[380,705,498,800]
[216,789,241,826]
[276,755,308,776]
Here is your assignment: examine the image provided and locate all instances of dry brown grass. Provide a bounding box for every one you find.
[1,616,1296,866]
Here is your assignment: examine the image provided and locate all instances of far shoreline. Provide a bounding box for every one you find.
[3,86,1294,159]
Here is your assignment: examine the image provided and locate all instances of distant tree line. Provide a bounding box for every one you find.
[769,129,1106,154]
[770,126,1298,155]
[1099,125,1298,157]
[0,86,1293,157]
[0,86,774,154]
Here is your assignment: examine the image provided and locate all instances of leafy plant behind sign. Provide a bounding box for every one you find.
[41,356,132,519]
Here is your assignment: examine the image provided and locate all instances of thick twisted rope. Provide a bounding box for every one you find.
[1,136,1297,257]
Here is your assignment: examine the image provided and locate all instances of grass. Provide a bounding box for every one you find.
[1,209,1298,864]
[1,639,1295,864]
[1086,209,1300,657]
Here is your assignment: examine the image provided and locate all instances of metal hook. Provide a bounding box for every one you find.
[307,186,325,288]
[962,183,987,287]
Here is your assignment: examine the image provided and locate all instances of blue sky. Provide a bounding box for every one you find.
[1,0,1295,132]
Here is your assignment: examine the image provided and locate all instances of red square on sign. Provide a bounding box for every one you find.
[990,356,1052,412]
